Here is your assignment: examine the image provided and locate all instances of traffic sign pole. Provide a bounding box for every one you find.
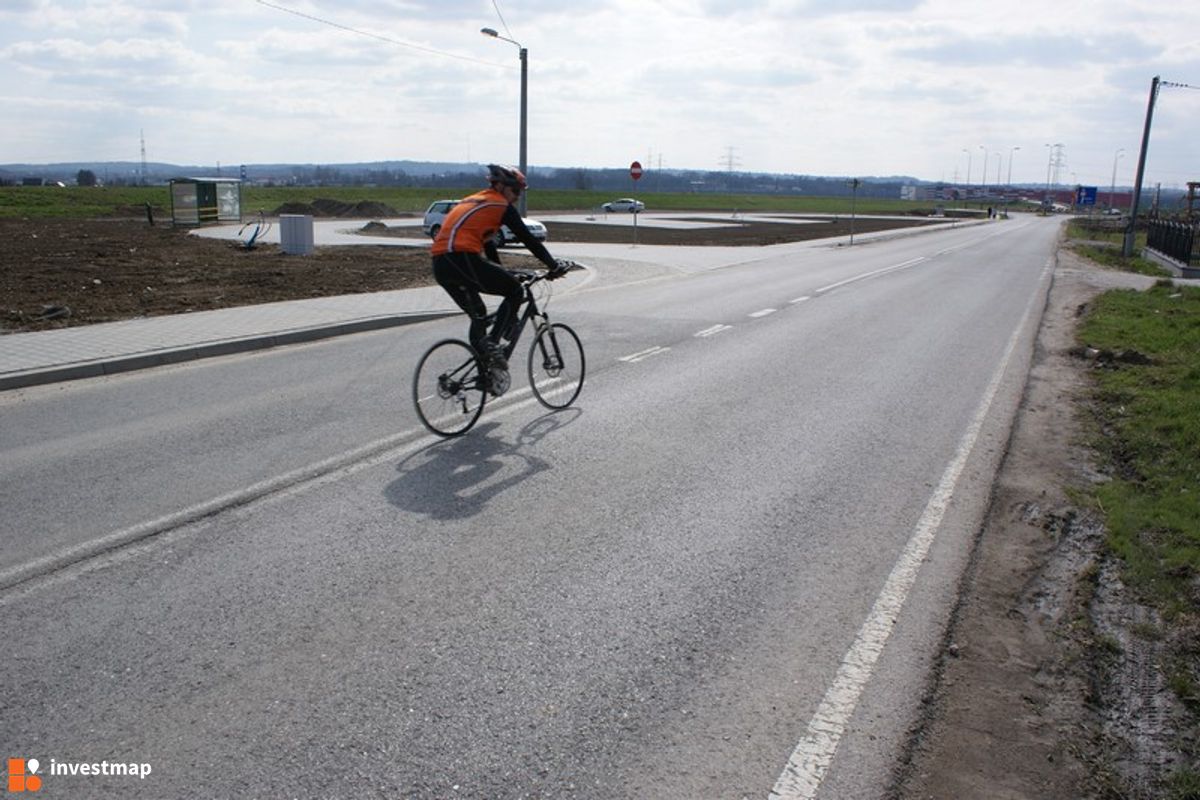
[630,161,643,246]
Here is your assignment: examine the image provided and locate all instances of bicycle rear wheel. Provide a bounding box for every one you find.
[413,339,487,436]
[527,322,585,409]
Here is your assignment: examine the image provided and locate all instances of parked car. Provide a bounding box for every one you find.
[422,199,458,238]
[602,198,645,213]
[495,217,548,246]
[424,199,548,246]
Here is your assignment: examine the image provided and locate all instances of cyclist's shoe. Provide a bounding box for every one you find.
[487,365,511,396]
[476,339,508,371]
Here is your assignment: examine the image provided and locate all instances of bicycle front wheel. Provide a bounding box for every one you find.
[527,322,585,409]
[413,339,487,437]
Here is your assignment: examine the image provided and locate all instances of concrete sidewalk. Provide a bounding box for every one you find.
[0,285,459,391]
[0,216,972,392]
[0,257,622,391]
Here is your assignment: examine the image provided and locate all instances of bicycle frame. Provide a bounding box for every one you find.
[497,278,551,362]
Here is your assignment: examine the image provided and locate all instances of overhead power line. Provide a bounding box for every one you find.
[255,0,510,69]
[491,0,515,40]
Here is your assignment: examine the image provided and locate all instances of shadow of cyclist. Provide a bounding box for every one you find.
[384,409,581,520]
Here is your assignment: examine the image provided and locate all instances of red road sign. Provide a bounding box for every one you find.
[630,161,643,181]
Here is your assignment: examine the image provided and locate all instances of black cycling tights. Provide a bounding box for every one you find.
[432,252,523,349]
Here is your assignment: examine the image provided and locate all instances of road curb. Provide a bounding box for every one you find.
[0,310,457,392]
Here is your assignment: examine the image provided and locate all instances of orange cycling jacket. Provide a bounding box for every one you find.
[430,188,509,256]
[430,188,557,268]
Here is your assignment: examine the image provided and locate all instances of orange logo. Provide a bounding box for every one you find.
[6,760,41,793]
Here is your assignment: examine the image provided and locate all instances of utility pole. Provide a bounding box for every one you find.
[1048,144,1066,187]
[139,129,147,186]
[719,146,740,190]
[1124,76,1160,257]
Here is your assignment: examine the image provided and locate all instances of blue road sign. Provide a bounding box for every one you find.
[1076,185,1098,206]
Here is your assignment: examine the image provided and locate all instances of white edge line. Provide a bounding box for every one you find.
[769,258,1052,800]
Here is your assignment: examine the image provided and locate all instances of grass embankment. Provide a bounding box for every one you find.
[1077,279,1200,796]
[1067,219,1169,278]
[1,184,934,220]
[1080,282,1200,618]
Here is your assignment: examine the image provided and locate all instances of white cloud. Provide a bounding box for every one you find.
[0,0,1196,188]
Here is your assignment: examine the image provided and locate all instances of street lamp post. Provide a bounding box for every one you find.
[1109,148,1124,211]
[481,27,528,216]
[1007,146,1020,185]
[962,148,972,189]
[980,145,988,191]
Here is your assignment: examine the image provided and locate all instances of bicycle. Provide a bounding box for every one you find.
[412,262,586,437]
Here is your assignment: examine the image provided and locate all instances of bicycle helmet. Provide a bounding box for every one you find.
[487,163,527,192]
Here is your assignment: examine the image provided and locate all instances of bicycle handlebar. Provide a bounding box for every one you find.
[514,259,584,285]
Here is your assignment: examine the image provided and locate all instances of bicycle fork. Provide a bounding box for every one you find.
[534,321,565,375]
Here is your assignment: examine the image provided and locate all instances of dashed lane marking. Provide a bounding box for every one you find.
[815,257,926,294]
[694,324,734,338]
[617,346,671,363]
[749,308,777,318]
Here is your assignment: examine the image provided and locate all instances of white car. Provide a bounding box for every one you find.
[602,198,645,213]
[423,199,548,246]
[496,217,548,247]
[422,199,458,238]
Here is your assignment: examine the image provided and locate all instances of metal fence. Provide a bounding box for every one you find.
[1146,219,1197,266]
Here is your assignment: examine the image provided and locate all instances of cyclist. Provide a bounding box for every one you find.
[431,164,565,370]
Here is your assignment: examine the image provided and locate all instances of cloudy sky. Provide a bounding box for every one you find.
[2,0,1197,188]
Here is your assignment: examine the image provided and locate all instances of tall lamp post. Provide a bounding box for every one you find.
[1007,145,1020,185]
[962,148,972,191]
[481,27,528,216]
[1109,148,1124,211]
[979,145,988,192]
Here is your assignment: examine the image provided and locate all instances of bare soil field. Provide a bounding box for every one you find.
[0,218,435,333]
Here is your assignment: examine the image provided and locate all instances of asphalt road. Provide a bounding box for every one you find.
[1,216,1059,798]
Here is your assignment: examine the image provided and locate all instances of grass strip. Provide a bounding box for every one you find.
[2,184,969,219]
[1078,281,1200,616]
[1077,279,1200,796]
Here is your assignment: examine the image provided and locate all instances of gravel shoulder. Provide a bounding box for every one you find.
[891,250,1176,799]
